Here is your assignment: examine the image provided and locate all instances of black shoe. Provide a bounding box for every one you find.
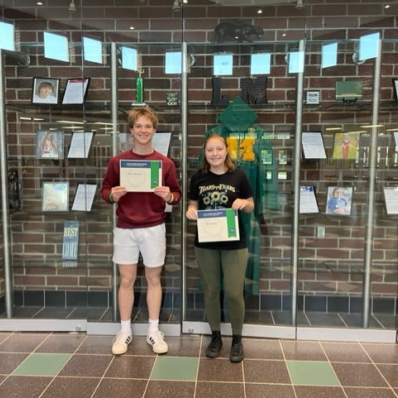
[230,335,244,363]
[206,331,223,358]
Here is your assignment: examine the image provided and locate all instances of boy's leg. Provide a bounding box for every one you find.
[112,264,137,355]
[145,265,168,354]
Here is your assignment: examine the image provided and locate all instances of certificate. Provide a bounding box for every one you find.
[299,186,319,214]
[197,209,240,243]
[72,183,97,211]
[67,132,94,158]
[61,78,90,105]
[302,132,327,159]
[120,160,162,192]
[383,187,398,215]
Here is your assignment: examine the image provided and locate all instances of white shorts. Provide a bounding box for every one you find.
[112,224,166,268]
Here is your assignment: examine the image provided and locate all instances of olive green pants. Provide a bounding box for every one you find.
[194,247,248,335]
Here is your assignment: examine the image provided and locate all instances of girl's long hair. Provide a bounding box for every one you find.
[199,133,236,173]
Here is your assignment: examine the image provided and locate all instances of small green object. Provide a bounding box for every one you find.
[136,77,143,103]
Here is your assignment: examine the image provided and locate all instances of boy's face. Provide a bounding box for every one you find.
[130,115,156,145]
[39,85,53,98]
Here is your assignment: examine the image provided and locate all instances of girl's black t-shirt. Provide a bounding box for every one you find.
[188,168,254,250]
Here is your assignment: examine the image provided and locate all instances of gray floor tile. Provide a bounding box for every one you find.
[0,333,11,344]
[306,312,346,327]
[244,338,284,360]
[281,340,327,361]
[93,379,148,398]
[0,375,51,398]
[197,358,243,382]
[41,377,100,398]
[0,353,29,374]
[76,335,114,355]
[33,307,75,319]
[294,386,347,398]
[195,381,245,398]
[105,355,155,379]
[245,384,295,398]
[35,333,86,353]
[58,354,112,377]
[0,333,49,353]
[145,380,196,398]
[344,387,398,398]
[362,343,398,364]
[165,336,202,357]
[244,359,291,384]
[332,363,389,387]
[375,364,398,387]
[322,341,371,362]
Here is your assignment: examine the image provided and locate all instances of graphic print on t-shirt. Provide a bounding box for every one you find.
[199,183,236,209]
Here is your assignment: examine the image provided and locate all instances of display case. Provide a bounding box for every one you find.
[0,0,397,341]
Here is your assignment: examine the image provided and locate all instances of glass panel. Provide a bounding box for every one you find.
[300,38,398,331]
[184,41,296,333]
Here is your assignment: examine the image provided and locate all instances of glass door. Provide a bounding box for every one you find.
[182,41,298,339]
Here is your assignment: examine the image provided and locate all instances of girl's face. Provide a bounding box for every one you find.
[205,136,227,170]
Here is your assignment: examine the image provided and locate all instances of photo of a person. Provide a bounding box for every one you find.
[36,130,64,159]
[326,186,353,215]
[332,132,359,160]
[32,78,59,104]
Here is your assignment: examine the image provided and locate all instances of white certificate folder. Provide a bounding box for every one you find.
[197,209,240,243]
[120,160,162,192]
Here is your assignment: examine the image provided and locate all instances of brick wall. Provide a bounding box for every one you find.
[0,0,397,315]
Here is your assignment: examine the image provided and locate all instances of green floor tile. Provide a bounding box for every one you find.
[12,353,71,376]
[150,356,198,381]
[286,360,340,387]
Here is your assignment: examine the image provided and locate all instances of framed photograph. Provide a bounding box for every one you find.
[302,131,327,159]
[61,78,90,105]
[299,186,319,214]
[71,183,97,212]
[332,132,359,160]
[36,130,64,159]
[67,131,94,159]
[326,186,353,216]
[42,182,69,212]
[31,77,60,105]
[393,79,398,102]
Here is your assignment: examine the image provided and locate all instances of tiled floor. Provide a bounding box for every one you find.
[1,332,398,398]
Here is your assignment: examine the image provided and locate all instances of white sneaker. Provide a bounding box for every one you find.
[146,328,168,354]
[112,329,132,355]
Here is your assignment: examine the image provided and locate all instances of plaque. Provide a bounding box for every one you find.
[166,92,179,106]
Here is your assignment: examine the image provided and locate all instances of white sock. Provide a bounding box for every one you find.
[148,319,159,331]
[121,319,131,331]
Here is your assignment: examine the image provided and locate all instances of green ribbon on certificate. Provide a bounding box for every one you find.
[226,209,237,238]
[150,161,160,188]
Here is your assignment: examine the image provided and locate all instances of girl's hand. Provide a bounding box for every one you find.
[232,198,249,211]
